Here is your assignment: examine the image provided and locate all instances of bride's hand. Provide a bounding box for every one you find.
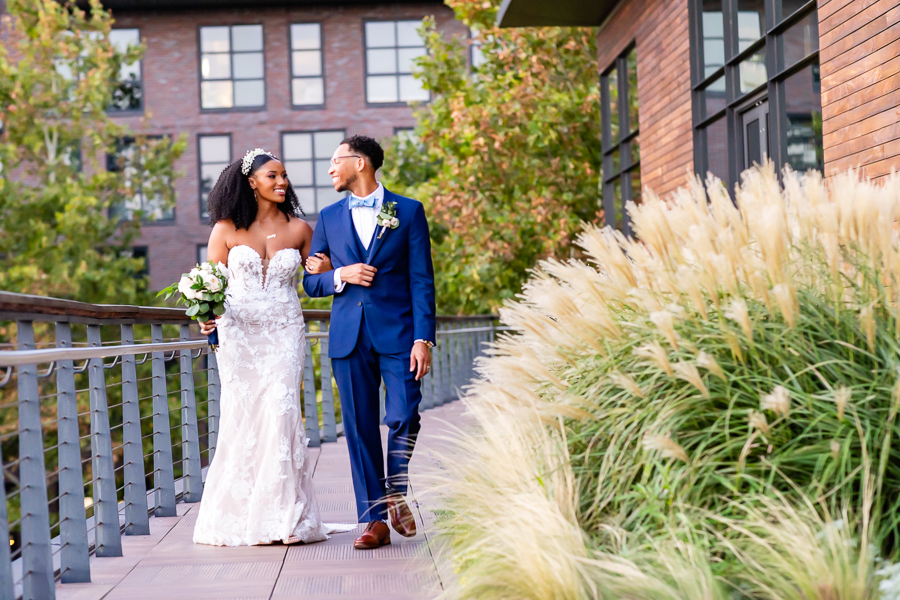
[305,252,333,274]
[199,317,219,336]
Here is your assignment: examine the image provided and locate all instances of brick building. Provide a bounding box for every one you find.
[86,0,467,288]
[498,0,900,234]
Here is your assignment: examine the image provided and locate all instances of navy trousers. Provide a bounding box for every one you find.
[331,313,422,522]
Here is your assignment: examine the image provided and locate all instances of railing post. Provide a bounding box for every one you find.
[207,351,220,463]
[421,347,434,411]
[55,323,91,581]
[179,325,203,503]
[319,322,337,443]
[303,323,321,447]
[86,325,123,558]
[0,451,13,599]
[150,324,176,517]
[120,325,149,536]
[450,323,460,402]
[15,321,54,600]
[434,324,446,406]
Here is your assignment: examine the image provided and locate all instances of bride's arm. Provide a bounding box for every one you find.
[205,221,231,265]
[199,222,231,336]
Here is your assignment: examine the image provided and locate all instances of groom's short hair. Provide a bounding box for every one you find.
[342,135,384,172]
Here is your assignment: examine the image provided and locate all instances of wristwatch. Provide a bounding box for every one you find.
[415,339,434,348]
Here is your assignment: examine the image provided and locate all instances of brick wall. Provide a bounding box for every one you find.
[818,0,900,181]
[108,3,466,289]
[595,0,693,200]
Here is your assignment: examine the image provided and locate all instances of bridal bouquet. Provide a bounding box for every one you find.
[158,262,227,351]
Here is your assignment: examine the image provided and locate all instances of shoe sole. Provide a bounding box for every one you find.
[353,539,391,550]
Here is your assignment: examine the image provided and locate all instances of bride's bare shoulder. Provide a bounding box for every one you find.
[288,216,313,242]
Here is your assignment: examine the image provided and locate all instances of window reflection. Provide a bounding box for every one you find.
[782,10,818,68]
[739,47,767,94]
[737,0,765,51]
[784,63,823,172]
[702,0,724,77]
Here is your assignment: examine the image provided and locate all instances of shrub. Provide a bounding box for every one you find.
[435,165,900,598]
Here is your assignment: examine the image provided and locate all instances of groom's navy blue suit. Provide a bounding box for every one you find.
[303,188,436,522]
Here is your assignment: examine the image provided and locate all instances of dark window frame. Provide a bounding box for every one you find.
[289,21,326,110]
[280,129,347,217]
[197,133,232,221]
[689,0,821,189]
[197,23,267,113]
[108,27,144,115]
[600,44,640,237]
[197,244,208,265]
[362,18,431,108]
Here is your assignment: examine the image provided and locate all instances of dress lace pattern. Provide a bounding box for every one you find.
[193,245,346,546]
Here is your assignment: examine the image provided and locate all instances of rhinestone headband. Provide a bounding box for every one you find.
[241,148,279,175]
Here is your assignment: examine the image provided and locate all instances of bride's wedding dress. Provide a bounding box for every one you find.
[193,244,349,546]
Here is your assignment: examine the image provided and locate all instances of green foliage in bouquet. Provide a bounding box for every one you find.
[432,165,900,599]
[157,262,227,322]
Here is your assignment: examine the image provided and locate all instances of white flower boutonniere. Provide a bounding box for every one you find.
[377,201,400,239]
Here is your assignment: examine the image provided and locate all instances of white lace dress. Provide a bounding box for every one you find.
[193,245,349,546]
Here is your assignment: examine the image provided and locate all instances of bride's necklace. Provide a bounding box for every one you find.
[266,233,276,239]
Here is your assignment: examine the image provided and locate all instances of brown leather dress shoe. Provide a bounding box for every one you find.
[387,493,417,538]
[354,520,391,549]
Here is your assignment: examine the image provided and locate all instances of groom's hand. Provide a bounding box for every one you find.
[410,342,432,381]
[340,263,377,287]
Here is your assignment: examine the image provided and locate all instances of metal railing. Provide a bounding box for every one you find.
[0,291,496,600]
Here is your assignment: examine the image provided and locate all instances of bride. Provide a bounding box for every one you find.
[192,148,347,546]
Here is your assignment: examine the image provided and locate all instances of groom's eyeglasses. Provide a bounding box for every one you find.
[330,155,361,167]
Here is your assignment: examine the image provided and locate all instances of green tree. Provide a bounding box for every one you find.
[0,0,186,305]
[382,1,602,314]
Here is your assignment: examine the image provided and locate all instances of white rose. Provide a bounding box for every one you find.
[200,271,221,293]
[390,217,399,227]
[178,277,199,300]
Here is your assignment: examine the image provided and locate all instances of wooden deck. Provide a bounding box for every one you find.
[54,401,466,600]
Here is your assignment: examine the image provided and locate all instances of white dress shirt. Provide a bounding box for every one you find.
[333,183,384,293]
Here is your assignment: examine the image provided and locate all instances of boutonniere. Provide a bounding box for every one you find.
[377,201,400,239]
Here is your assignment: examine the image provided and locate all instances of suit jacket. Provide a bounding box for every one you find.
[302,188,437,359]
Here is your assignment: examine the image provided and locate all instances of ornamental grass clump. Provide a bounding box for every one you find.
[434,164,900,598]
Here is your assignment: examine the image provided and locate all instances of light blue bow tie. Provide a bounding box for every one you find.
[348,195,376,210]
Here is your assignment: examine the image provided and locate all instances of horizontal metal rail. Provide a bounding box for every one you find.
[0,341,207,367]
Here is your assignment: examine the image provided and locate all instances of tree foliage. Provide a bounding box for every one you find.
[382,0,602,314]
[0,0,185,304]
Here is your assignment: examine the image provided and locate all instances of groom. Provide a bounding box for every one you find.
[302,135,436,549]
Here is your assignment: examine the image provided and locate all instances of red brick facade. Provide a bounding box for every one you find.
[107,3,466,288]
[818,0,900,181]
[595,0,694,200]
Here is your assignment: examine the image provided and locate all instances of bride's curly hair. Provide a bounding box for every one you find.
[207,153,304,230]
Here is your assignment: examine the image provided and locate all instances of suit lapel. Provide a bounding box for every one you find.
[365,189,394,266]
[337,196,363,264]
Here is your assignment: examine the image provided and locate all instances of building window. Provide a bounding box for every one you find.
[600,46,640,236]
[198,245,208,264]
[199,25,265,110]
[109,28,143,112]
[690,0,822,187]
[281,130,346,216]
[198,134,231,219]
[469,27,486,72]
[131,246,149,278]
[290,23,324,107]
[107,137,175,222]
[364,20,429,104]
